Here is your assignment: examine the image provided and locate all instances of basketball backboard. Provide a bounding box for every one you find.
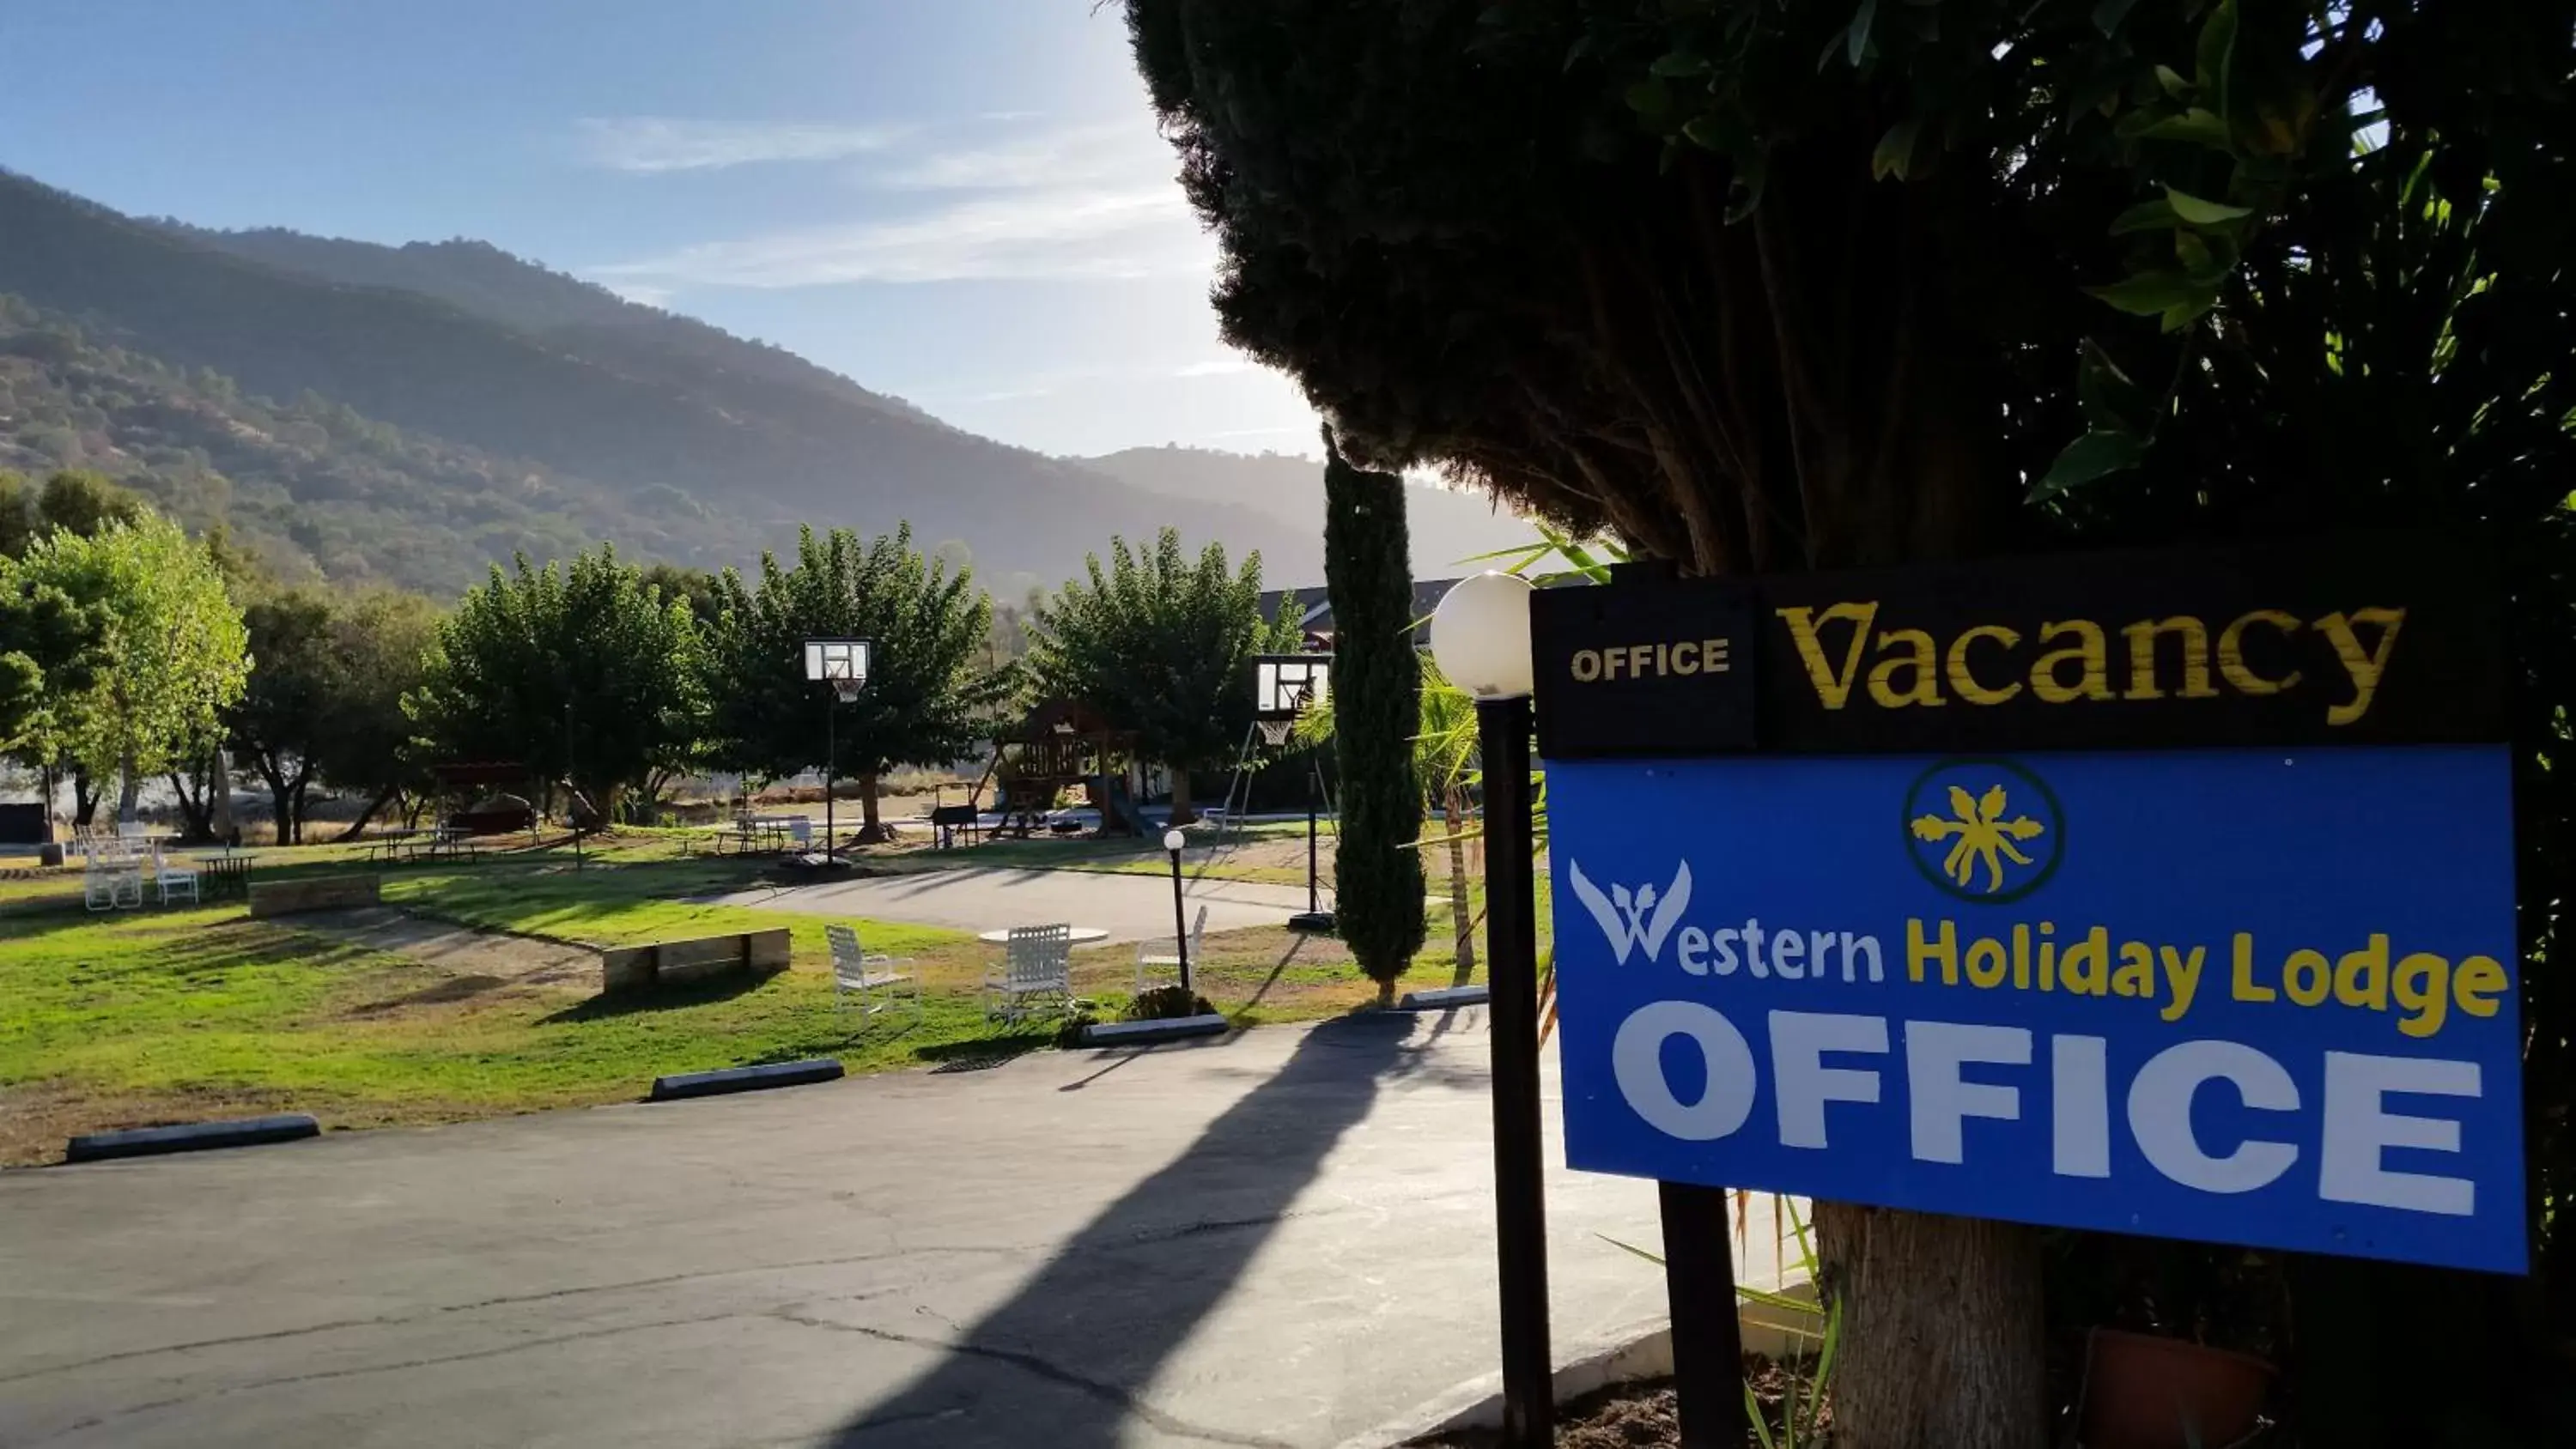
[803,639,872,684]
[1251,654,1332,721]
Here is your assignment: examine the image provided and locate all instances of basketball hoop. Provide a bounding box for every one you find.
[1257,719,1293,747]
[832,678,864,704]
[804,639,872,692]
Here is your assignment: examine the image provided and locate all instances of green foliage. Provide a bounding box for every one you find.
[705,525,1011,821]
[408,545,704,812]
[1025,529,1300,806]
[32,470,143,539]
[3,510,249,783]
[1322,446,1426,989]
[0,565,100,756]
[228,588,439,841]
[1124,985,1217,1022]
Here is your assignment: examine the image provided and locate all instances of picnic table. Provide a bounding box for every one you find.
[361,828,424,865]
[413,825,483,864]
[730,814,806,853]
[975,925,1111,946]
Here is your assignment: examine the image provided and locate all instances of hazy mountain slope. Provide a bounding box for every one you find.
[0,171,1313,586]
[159,226,948,427]
[1074,446,1538,582]
[0,292,758,591]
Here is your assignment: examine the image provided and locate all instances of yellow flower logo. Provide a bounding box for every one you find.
[1910,784,2049,895]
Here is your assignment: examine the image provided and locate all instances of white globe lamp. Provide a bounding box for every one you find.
[1432,571,1537,700]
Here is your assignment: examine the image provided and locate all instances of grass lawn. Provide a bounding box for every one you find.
[0,842,1510,1165]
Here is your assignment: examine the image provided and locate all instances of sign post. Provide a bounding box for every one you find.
[1529,538,2524,1413]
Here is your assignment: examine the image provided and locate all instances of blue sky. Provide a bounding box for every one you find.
[0,0,1319,458]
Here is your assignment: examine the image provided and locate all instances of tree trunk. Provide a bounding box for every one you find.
[1167,767,1197,827]
[166,767,214,843]
[255,756,301,845]
[116,749,140,824]
[1443,790,1476,981]
[1815,1203,2048,1449]
[854,773,896,844]
[72,767,96,827]
[331,785,397,844]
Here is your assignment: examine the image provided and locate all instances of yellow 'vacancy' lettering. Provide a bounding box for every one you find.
[1771,604,2407,724]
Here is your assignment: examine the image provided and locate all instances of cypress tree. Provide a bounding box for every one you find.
[1322,435,1425,1003]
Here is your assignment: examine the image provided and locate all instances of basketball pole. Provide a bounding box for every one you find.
[823,687,836,863]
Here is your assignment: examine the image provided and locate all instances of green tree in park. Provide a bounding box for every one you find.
[1322,444,1426,1000]
[1297,652,1484,979]
[228,591,335,842]
[2,511,250,823]
[229,589,440,843]
[314,591,444,838]
[0,570,101,763]
[706,525,1010,841]
[409,547,703,821]
[1125,1,2574,1440]
[1025,529,1300,825]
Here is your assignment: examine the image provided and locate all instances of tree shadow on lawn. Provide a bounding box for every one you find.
[828,1011,1426,1447]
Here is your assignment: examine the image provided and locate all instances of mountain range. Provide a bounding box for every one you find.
[0,168,1531,597]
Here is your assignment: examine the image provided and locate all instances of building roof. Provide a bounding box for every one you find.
[1261,577,1461,645]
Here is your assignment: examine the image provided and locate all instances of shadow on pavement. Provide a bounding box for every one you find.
[828,1013,1425,1447]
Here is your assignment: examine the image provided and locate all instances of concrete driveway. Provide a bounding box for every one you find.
[707,865,1321,943]
[0,1014,1753,1449]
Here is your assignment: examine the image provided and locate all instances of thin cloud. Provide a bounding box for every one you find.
[592,187,1205,287]
[598,281,674,308]
[878,120,1147,191]
[1173,358,1255,379]
[575,116,908,173]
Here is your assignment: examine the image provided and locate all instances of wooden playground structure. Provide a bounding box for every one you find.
[969,698,1149,839]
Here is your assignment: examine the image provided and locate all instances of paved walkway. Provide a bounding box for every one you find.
[707,865,1321,943]
[0,1014,1800,1449]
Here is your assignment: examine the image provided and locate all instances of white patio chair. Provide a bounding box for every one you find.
[787,817,814,850]
[828,924,920,1026]
[84,858,142,910]
[149,846,199,906]
[1134,905,1208,996]
[984,924,1074,1024]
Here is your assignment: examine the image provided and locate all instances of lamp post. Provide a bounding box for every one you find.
[565,698,581,873]
[802,639,872,864]
[1162,826,1192,992]
[1430,570,1552,1449]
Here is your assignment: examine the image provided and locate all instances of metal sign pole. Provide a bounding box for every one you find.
[1477,692,1553,1448]
[1659,1180,1747,1446]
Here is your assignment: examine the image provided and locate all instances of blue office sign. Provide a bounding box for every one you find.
[1534,540,2525,1274]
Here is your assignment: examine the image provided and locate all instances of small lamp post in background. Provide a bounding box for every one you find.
[1162,826,1193,992]
[1429,570,1552,1449]
[802,639,872,864]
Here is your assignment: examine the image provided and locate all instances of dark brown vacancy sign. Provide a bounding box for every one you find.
[1532,535,2504,759]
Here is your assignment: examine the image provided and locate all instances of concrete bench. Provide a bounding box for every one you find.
[248,875,381,919]
[601,928,792,995]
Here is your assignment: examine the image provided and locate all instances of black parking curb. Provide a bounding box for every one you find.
[65,1114,321,1162]
[648,1058,845,1101]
